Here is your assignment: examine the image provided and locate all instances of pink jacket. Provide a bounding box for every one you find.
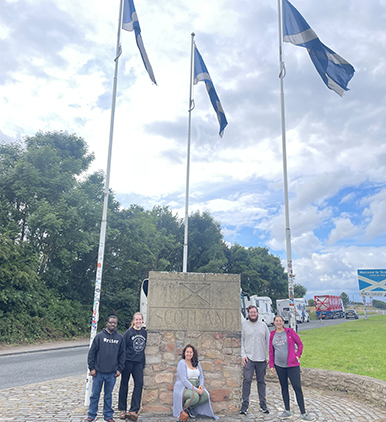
[269,327,303,368]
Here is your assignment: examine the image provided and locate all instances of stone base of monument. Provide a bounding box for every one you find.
[142,271,242,415]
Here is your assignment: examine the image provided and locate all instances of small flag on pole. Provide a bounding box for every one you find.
[282,0,354,96]
[193,45,228,137]
[122,0,156,85]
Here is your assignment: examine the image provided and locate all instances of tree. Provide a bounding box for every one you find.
[294,283,307,298]
[226,244,288,304]
[186,211,227,273]
[372,299,386,310]
[308,298,315,307]
[340,292,349,306]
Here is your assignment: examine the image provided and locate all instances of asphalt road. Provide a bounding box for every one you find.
[0,345,88,390]
[0,315,369,391]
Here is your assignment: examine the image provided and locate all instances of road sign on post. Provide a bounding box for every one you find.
[358,269,386,296]
[358,269,386,321]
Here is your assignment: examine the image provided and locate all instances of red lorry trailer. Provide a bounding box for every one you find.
[314,295,345,319]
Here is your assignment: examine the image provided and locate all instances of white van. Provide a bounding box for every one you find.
[251,296,275,326]
[276,298,310,323]
[295,298,310,323]
[241,292,274,326]
[140,278,148,326]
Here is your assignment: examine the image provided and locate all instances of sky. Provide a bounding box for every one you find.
[2,0,386,303]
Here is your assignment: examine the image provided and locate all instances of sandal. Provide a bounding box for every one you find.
[119,411,126,419]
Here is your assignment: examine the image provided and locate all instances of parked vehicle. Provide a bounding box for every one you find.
[251,296,275,326]
[140,278,148,326]
[314,295,345,319]
[295,298,310,323]
[276,299,305,324]
[345,309,359,319]
[241,292,274,326]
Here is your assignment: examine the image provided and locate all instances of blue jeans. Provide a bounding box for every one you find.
[88,371,116,420]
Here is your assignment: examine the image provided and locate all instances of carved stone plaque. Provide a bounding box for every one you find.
[147,272,241,331]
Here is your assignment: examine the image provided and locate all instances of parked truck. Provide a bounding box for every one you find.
[314,295,345,319]
[276,298,309,323]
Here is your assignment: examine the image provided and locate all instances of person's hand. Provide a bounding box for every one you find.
[196,385,204,395]
[242,357,248,367]
[90,369,96,377]
[115,370,121,378]
[270,367,275,375]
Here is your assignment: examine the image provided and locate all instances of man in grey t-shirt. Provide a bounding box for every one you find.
[240,305,270,415]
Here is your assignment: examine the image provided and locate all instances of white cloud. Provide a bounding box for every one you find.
[328,217,360,246]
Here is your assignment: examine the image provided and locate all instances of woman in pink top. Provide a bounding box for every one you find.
[269,315,313,421]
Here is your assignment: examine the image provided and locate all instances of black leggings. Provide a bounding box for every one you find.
[275,365,305,414]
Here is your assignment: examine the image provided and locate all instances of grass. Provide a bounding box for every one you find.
[299,315,386,381]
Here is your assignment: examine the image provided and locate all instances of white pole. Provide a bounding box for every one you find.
[277,0,296,331]
[183,33,196,273]
[84,0,124,406]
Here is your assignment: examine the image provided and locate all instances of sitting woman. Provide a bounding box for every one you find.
[173,344,218,420]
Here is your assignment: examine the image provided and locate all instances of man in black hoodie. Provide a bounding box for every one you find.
[85,314,125,422]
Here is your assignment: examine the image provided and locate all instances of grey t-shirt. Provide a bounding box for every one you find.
[272,330,289,367]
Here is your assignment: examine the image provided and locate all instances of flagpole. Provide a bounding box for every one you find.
[183,32,195,273]
[277,0,296,331]
[84,0,124,406]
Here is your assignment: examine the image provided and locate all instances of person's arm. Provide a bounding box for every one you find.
[117,336,126,376]
[268,331,275,368]
[291,329,304,358]
[196,363,204,395]
[241,323,248,366]
[142,329,147,368]
[88,335,99,376]
[264,324,270,359]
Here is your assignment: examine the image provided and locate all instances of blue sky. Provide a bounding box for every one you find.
[1,0,386,303]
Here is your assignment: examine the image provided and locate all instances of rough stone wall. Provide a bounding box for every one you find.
[142,330,241,415]
[266,367,386,408]
[142,271,242,416]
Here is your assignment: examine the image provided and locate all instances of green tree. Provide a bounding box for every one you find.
[340,292,349,306]
[308,298,315,307]
[372,299,386,310]
[226,244,288,304]
[186,211,227,273]
[294,283,307,298]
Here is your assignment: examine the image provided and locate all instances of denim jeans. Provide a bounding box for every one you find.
[88,371,116,420]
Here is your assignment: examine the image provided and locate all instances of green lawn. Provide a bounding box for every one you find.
[299,315,386,381]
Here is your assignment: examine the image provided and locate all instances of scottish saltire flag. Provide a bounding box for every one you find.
[122,0,156,85]
[193,45,228,137]
[282,0,354,96]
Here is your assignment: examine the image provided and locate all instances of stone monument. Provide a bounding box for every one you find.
[142,271,242,415]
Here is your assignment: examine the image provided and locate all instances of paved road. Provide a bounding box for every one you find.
[0,346,88,390]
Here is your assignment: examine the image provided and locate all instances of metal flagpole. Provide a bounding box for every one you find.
[84,0,124,406]
[277,0,296,331]
[182,32,196,273]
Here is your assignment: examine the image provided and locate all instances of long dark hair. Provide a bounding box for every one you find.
[182,344,199,368]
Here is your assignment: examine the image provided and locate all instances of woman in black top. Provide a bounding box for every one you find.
[118,312,147,421]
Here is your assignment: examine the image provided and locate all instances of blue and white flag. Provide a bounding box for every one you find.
[193,45,228,137]
[122,0,156,85]
[282,0,354,96]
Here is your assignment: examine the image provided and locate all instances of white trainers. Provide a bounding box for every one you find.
[278,410,292,418]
